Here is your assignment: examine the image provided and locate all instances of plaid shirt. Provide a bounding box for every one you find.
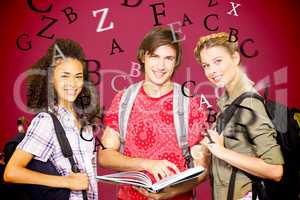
[18,106,98,200]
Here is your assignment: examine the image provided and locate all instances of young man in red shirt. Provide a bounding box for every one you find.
[99,27,210,200]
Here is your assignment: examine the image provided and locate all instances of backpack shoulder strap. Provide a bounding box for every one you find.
[220,92,265,200]
[217,92,263,133]
[173,83,192,168]
[118,82,192,168]
[173,83,196,199]
[48,112,79,171]
[118,81,143,153]
[48,112,88,200]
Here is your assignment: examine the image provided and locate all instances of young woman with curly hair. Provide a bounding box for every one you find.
[4,39,100,200]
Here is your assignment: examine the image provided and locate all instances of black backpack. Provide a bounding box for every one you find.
[3,113,88,200]
[2,132,31,200]
[216,92,300,200]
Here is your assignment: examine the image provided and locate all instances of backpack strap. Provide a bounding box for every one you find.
[173,83,192,168]
[173,83,196,200]
[216,92,265,200]
[216,92,263,133]
[118,81,144,154]
[48,112,88,200]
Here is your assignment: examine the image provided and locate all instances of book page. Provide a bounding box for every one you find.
[96,171,152,188]
[150,167,205,192]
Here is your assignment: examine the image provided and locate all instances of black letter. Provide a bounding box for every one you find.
[110,38,124,55]
[36,16,58,39]
[62,6,78,24]
[149,2,166,26]
[240,38,258,58]
[16,33,32,51]
[121,0,143,7]
[27,0,53,13]
[182,80,195,97]
[94,136,101,152]
[204,14,219,31]
[85,59,101,86]
[80,129,93,142]
[228,27,239,42]
[182,13,193,27]
[94,136,107,152]
[207,108,217,123]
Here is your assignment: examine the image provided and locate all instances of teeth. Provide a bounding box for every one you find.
[65,89,76,96]
[213,75,222,82]
[153,71,165,78]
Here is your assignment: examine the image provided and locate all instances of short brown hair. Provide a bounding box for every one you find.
[194,32,239,63]
[137,27,182,72]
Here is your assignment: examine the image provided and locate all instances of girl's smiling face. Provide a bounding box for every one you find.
[53,58,84,108]
[200,46,240,88]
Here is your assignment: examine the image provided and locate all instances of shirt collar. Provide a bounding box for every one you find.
[49,105,77,128]
[217,70,256,109]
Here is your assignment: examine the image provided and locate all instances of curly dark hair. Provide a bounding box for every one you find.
[27,38,100,126]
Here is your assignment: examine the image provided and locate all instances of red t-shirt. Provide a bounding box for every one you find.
[104,86,208,200]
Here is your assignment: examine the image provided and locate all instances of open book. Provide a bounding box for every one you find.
[96,166,205,193]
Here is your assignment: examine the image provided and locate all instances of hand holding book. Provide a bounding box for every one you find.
[191,137,212,169]
[139,159,180,182]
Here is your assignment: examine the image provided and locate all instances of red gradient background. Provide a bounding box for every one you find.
[1,1,300,199]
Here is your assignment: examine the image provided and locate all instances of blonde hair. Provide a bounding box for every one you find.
[194,32,239,63]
